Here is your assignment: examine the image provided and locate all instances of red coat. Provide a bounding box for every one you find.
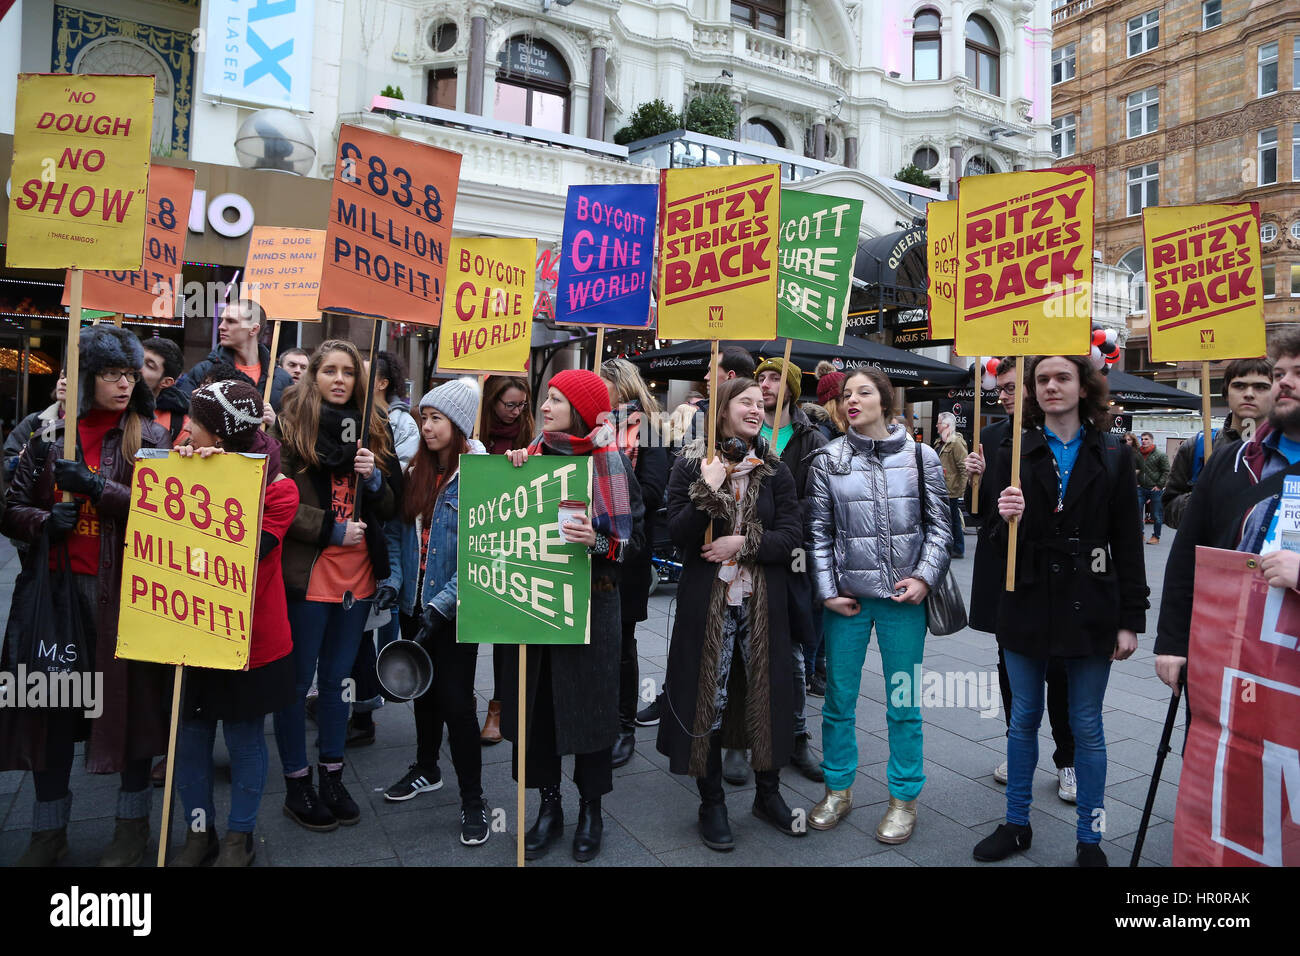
[250,476,298,668]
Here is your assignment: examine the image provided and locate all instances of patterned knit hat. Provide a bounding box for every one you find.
[189,379,263,443]
[816,370,846,404]
[420,377,480,438]
[547,368,611,433]
[755,357,803,404]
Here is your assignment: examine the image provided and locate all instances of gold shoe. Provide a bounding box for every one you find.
[808,787,852,830]
[875,797,917,844]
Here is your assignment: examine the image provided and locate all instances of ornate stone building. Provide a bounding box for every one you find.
[1050,0,1300,387]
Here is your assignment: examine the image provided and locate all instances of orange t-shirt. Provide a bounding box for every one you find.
[305,471,375,603]
[235,362,261,385]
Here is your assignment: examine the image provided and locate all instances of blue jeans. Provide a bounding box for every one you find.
[1003,649,1111,843]
[275,598,372,773]
[820,598,927,798]
[175,716,268,833]
[1138,486,1163,538]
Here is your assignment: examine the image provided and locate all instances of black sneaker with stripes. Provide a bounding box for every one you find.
[460,800,490,846]
[384,764,443,802]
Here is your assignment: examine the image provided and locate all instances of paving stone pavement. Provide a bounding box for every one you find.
[0,525,1182,867]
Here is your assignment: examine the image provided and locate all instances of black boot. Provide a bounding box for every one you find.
[610,731,636,768]
[790,734,824,783]
[752,769,805,837]
[572,797,604,862]
[282,770,338,832]
[316,764,361,825]
[696,739,733,851]
[524,786,564,860]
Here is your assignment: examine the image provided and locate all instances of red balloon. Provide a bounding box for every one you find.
[1092,329,1107,347]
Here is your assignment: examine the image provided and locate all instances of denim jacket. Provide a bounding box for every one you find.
[382,440,485,620]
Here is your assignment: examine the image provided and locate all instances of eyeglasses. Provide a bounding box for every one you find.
[97,369,141,384]
[498,400,528,411]
[994,384,1017,396]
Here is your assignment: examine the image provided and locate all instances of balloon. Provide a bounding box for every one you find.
[1105,351,1121,365]
[984,357,999,376]
[1104,344,1120,360]
[1104,328,1119,347]
[1092,329,1107,347]
[1090,345,1105,370]
[981,372,997,391]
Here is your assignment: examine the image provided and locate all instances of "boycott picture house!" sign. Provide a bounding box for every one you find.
[776,190,862,346]
[955,166,1094,357]
[457,456,592,644]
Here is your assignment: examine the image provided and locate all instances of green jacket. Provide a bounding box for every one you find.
[1135,446,1170,489]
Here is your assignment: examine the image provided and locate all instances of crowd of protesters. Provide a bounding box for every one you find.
[3,302,1294,868]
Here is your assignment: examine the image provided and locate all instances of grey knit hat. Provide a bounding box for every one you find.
[419,377,480,438]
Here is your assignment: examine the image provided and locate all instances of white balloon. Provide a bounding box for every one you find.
[1090,345,1105,370]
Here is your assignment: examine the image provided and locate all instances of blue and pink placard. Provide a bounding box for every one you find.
[553,183,658,328]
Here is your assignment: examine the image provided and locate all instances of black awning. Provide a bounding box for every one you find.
[850,226,928,316]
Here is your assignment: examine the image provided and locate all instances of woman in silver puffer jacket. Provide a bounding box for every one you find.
[803,366,951,846]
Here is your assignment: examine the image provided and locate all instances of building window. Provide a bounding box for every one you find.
[913,9,942,81]
[1118,248,1147,313]
[1259,128,1278,185]
[427,68,457,110]
[1127,162,1158,216]
[495,37,571,134]
[964,15,1000,96]
[1052,115,1076,158]
[1262,263,1276,297]
[1291,264,1300,296]
[1127,10,1159,57]
[1295,38,1299,89]
[913,146,940,170]
[1202,0,1221,29]
[732,0,785,37]
[742,118,786,149]
[1261,223,1278,243]
[965,154,998,176]
[1127,87,1159,138]
[1260,43,1279,96]
[429,21,458,53]
[1052,44,1077,85]
[1291,222,1300,240]
[1295,123,1300,180]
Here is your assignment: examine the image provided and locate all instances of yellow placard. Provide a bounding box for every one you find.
[244,226,327,322]
[656,164,780,340]
[6,74,154,270]
[117,451,266,670]
[955,166,1094,357]
[927,199,958,345]
[1144,203,1266,362]
[437,237,536,375]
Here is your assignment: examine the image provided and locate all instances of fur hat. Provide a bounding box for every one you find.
[755,357,802,404]
[189,380,264,444]
[419,377,481,438]
[76,325,154,417]
[547,368,610,433]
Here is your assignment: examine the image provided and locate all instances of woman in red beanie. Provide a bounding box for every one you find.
[501,368,644,863]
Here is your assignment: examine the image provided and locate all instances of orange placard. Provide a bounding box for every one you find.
[243,226,327,322]
[61,165,194,320]
[316,124,461,324]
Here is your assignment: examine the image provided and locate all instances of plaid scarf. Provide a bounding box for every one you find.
[529,421,632,561]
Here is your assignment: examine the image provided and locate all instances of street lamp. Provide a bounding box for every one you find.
[234,108,316,176]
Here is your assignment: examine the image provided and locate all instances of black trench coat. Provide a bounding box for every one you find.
[989,426,1148,659]
[656,441,801,777]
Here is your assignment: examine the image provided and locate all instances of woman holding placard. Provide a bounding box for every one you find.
[2,326,171,866]
[167,381,299,866]
[478,375,536,744]
[803,367,951,846]
[501,369,644,862]
[656,376,807,852]
[272,340,398,832]
[380,378,494,847]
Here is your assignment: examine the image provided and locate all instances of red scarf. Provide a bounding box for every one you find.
[528,422,632,560]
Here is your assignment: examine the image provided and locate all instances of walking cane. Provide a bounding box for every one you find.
[1129,665,1186,867]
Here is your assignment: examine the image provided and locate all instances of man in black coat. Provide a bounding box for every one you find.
[1156,331,1300,691]
[756,356,827,783]
[176,299,292,411]
[141,337,190,444]
[963,358,1076,800]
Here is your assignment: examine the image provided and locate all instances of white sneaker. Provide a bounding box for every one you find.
[1058,766,1077,803]
[993,761,1008,784]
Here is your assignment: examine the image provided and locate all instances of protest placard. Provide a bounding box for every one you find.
[554,184,657,329]
[243,225,327,321]
[927,199,958,343]
[116,450,266,670]
[6,73,154,269]
[437,237,536,375]
[61,165,194,318]
[457,455,592,644]
[1143,203,1265,363]
[317,124,460,323]
[776,190,862,346]
[1174,545,1300,866]
[656,164,781,340]
[954,166,1094,358]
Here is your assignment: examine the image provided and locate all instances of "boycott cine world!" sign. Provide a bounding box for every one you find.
[438,237,536,374]
[554,183,658,328]
[457,456,592,645]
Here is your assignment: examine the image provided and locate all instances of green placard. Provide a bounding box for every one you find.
[776,190,864,345]
[457,454,592,645]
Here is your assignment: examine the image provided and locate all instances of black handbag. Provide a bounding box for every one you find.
[914,442,968,636]
[4,529,89,676]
